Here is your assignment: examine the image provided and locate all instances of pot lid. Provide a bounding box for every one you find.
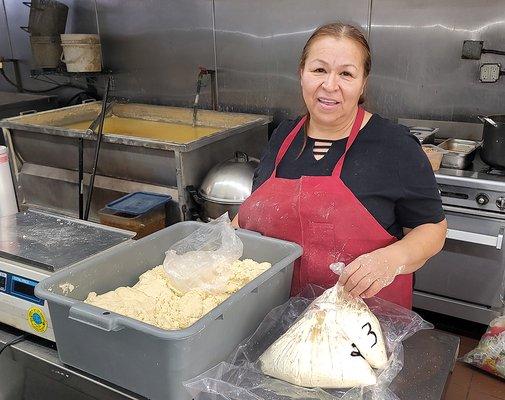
[199,151,259,204]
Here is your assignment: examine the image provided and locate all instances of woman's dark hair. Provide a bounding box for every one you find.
[297,22,371,157]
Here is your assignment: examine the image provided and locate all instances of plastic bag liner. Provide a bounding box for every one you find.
[461,315,505,379]
[184,285,432,400]
[163,213,243,293]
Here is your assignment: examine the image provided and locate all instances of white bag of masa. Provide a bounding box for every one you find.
[184,284,432,400]
[258,285,387,388]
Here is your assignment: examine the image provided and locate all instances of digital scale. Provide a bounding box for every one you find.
[0,210,134,341]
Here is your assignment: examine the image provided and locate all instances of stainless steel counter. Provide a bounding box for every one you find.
[0,323,459,400]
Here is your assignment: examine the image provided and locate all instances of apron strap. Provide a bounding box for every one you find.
[333,107,365,177]
[272,109,364,177]
[274,115,307,168]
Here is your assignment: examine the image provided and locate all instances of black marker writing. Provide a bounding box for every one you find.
[362,322,378,348]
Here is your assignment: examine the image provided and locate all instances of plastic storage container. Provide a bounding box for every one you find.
[35,222,302,400]
[422,144,446,171]
[105,192,171,215]
[99,192,172,238]
[98,207,165,239]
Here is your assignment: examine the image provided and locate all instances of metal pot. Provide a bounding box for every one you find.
[478,114,505,169]
[29,35,62,68]
[188,151,258,221]
[21,0,68,36]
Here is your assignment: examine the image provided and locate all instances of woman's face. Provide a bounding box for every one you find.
[300,36,367,127]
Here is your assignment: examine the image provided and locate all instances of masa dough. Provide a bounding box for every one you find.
[84,259,271,330]
[258,286,387,388]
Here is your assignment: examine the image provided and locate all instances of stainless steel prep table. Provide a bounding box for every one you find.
[0,324,459,400]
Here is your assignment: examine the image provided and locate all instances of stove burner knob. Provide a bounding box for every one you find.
[476,193,489,206]
[497,197,505,210]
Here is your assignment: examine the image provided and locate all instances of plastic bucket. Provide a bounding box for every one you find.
[21,0,68,36]
[61,34,102,72]
[60,33,100,44]
[30,35,62,68]
[35,221,303,400]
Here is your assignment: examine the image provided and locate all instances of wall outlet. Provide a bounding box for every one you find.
[480,63,501,83]
[462,40,484,59]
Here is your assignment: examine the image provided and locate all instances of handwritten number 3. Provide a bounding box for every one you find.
[351,323,378,357]
[362,322,377,348]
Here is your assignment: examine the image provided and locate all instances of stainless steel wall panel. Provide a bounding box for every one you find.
[95,0,215,107]
[64,0,97,34]
[214,0,370,123]
[3,0,505,123]
[2,0,34,90]
[368,0,505,122]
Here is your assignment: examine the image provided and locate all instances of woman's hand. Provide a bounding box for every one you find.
[337,247,405,298]
[338,220,447,298]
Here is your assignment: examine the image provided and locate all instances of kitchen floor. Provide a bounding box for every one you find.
[444,335,505,400]
[416,310,505,400]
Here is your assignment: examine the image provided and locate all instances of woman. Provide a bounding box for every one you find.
[234,22,447,309]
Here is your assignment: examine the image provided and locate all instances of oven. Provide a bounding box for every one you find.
[399,118,505,324]
[414,205,505,324]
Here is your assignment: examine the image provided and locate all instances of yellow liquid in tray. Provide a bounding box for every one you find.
[64,116,220,144]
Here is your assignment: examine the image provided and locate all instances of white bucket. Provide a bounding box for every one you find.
[0,146,18,217]
[60,34,102,72]
[60,34,100,44]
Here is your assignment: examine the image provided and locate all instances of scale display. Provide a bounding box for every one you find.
[0,271,42,305]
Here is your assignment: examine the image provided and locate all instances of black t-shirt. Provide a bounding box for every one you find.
[252,114,445,239]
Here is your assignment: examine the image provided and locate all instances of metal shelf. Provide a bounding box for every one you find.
[30,68,113,78]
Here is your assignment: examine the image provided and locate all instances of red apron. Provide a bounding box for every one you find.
[239,108,413,309]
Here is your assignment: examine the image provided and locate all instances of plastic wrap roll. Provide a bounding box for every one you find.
[0,146,18,217]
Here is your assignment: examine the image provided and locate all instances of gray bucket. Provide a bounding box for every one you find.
[21,0,68,36]
[35,222,303,400]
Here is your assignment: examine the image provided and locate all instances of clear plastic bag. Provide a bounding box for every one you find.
[162,214,243,293]
[461,315,505,379]
[184,284,432,400]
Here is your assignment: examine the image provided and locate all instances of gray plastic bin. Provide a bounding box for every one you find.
[35,221,302,400]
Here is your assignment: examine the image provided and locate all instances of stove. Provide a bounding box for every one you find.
[435,153,505,216]
[414,150,505,325]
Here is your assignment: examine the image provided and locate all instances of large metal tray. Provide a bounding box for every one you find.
[0,102,270,222]
[35,222,302,400]
[438,138,481,169]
